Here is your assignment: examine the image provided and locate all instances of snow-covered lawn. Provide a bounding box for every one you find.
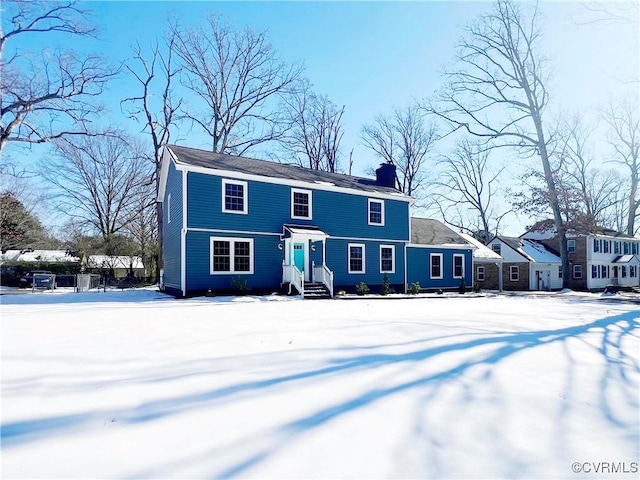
[1,290,638,479]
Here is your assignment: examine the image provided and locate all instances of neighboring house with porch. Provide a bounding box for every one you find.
[522,225,640,291]
[158,145,412,298]
[488,236,562,291]
[458,232,504,291]
[407,218,473,291]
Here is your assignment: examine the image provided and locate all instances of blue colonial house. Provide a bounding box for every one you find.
[158,145,474,297]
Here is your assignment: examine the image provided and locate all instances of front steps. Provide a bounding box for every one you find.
[303,282,332,299]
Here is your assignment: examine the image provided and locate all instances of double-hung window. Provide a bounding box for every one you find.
[567,239,576,253]
[348,244,365,274]
[510,266,519,281]
[210,237,254,274]
[380,245,395,273]
[453,254,465,278]
[477,265,485,281]
[222,179,248,214]
[291,188,312,220]
[430,253,443,279]
[573,264,583,279]
[368,199,384,226]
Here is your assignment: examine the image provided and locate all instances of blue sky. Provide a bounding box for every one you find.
[3,1,639,234]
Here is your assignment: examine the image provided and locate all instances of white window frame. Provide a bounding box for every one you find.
[210,237,254,275]
[567,239,576,253]
[291,188,312,220]
[368,199,385,226]
[477,265,485,282]
[380,245,395,274]
[430,253,443,280]
[167,193,172,224]
[491,243,501,254]
[509,266,519,282]
[573,264,582,279]
[348,243,366,274]
[222,179,248,215]
[453,254,465,279]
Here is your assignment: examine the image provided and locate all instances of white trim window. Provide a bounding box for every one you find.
[222,179,248,214]
[567,239,576,253]
[368,199,385,226]
[210,237,254,274]
[348,243,365,274]
[291,188,312,219]
[510,266,519,281]
[430,253,443,279]
[167,193,172,224]
[453,254,465,278]
[573,264,583,279]
[380,245,395,273]
[477,265,485,282]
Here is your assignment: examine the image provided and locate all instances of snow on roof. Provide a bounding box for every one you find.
[613,255,639,264]
[87,255,144,269]
[520,239,561,264]
[4,250,80,262]
[458,233,502,262]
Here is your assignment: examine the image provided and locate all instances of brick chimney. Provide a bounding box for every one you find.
[375,162,397,188]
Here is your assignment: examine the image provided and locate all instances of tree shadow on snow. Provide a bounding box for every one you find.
[2,310,638,479]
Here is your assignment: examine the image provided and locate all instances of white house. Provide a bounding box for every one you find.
[489,236,562,291]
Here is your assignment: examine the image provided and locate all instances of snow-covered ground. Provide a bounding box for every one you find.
[1,289,638,479]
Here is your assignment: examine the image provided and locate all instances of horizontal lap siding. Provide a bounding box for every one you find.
[407,247,473,289]
[163,162,183,290]
[186,172,410,241]
[326,239,405,290]
[185,232,282,294]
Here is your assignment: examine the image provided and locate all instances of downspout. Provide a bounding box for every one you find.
[181,170,188,297]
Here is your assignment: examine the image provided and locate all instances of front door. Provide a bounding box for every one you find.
[294,242,305,275]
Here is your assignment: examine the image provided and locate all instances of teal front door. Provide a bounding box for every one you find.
[293,243,305,272]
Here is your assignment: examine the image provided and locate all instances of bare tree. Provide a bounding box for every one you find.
[602,99,640,235]
[426,0,571,287]
[121,38,182,278]
[432,140,511,243]
[557,116,625,228]
[0,1,117,153]
[122,179,158,278]
[280,79,345,172]
[171,14,303,155]
[361,103,438,196]
[41,132,153,255]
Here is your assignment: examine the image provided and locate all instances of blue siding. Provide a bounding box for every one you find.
[186,172,410,241]
[185,231,283,293]
[407,247,473,290]
[163,161,183,291]
[326,239,406,291]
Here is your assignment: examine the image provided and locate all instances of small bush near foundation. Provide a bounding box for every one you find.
[231,276,250,295]
[355,282,370,295]
[381,274,394,295]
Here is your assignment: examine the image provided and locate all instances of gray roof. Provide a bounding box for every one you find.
[168,145,403,196]
[411,218,469,246]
